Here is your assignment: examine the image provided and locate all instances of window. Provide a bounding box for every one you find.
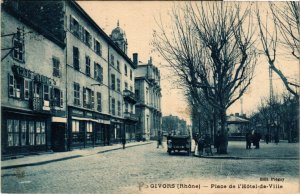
[125,82,128,90]
[125,102,129,113]
[117,101,121,116]
[7,120,14,146]
[83,87,94,109]
[135,89,139,101]
[94,39,102,56]
[130,86,133,92]
[70,16,80,38]
[53,88,63,107]
[111,98,115,115]
[28,121,35,145]
[125,64,128,76]
[130,70,132,80]
[13,37,24,62]
[97,92,102,112]
[73,47,80,71]
[94,62,103,83]
[111,74,116,90]
[83,29,92,47]
[53,57,60,77]
[72,120,80,132]
[130,104,134,113]
[117,79,121,92]
[20,120,27,146]
[74,82,80,106]
[8,74,23,99]
[85,56,91,76]
[117,60,120,71]
[110,54,114,66]
[44,85,49,101]
[35,121,46,145]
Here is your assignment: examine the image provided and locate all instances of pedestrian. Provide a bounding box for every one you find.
[253,130,261,149]
[246,131,252,149]
[157,131,164,148]
[265,133,270,144]
[122,137,126,149]
[197,135,205,156]
[214,131,221,154]
[274,133,279,145]
[193,133,199,153]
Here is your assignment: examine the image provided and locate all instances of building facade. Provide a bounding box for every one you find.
[1,0,137,156]
[1,4,66,156]
[135,56,162,140]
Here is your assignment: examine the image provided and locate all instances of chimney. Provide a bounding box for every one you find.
[133,53,138,66]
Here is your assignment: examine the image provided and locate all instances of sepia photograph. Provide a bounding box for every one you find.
[1,1,299,193]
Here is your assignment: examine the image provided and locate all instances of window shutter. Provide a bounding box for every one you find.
[60,90,63,107]
[94,38,96,51]
[100,66,103,83]
[70,15,74,32]
[8,74,15,97]
[91,90,94,109]
[99,43,102,56]
[94,62,98,80]
[83,87,86,107]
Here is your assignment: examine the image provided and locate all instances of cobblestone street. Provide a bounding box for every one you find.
[1,142,299,194]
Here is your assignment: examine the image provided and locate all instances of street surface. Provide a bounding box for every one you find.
[2,142,299,194]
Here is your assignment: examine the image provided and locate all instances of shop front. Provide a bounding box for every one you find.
[1,107,51,157]
[68,107,111,150]
[110,118,123,144]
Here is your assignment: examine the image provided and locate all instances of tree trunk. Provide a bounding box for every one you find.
[219,109,228,154]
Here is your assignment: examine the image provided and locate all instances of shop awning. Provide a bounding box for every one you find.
[72,116,110,124]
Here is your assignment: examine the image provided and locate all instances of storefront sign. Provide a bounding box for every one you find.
[71,109,84,116]
[12,65,54,85]
[85,112,93,118]
[12,65,34,79]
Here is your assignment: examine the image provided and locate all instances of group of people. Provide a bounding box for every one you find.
[245,130,279,149]
[246,130,262,149]
[193,133,213,156]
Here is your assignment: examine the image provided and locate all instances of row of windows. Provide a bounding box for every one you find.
[110,98,134,116]
[73,46,103,83]
[7,119,46,147]
[110,74,133,92]
[73,82,102,112]
[8,74,63,107]
[110,54,133,80]
[70,15,102,56]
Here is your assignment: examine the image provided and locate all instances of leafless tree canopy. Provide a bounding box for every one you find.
[256,2,300,98]
[153,2,257,153]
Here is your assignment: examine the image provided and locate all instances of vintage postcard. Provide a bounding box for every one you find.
[1,1,299,194]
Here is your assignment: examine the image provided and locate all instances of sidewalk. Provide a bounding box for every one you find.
[193,141,299,160]
[1,141,153,170]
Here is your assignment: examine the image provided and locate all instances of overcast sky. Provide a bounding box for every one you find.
[78,1,299,124]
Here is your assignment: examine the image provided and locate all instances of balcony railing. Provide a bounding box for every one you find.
[123,112,138,122]
[123,89,137,104]
[32,97,51,112]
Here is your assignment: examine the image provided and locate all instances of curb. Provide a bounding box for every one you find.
[2,142,153,170]
[193,154,299,160]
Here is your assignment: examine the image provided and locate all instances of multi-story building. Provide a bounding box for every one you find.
[109,22,137,143]
[1,0,137,156]
[135,56,162,140]
[1,4,66,155]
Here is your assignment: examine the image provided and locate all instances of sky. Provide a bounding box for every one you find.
[78,1,299,124]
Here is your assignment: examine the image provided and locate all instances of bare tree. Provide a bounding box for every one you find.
[154,2,257,153]
[256,2,300,99]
